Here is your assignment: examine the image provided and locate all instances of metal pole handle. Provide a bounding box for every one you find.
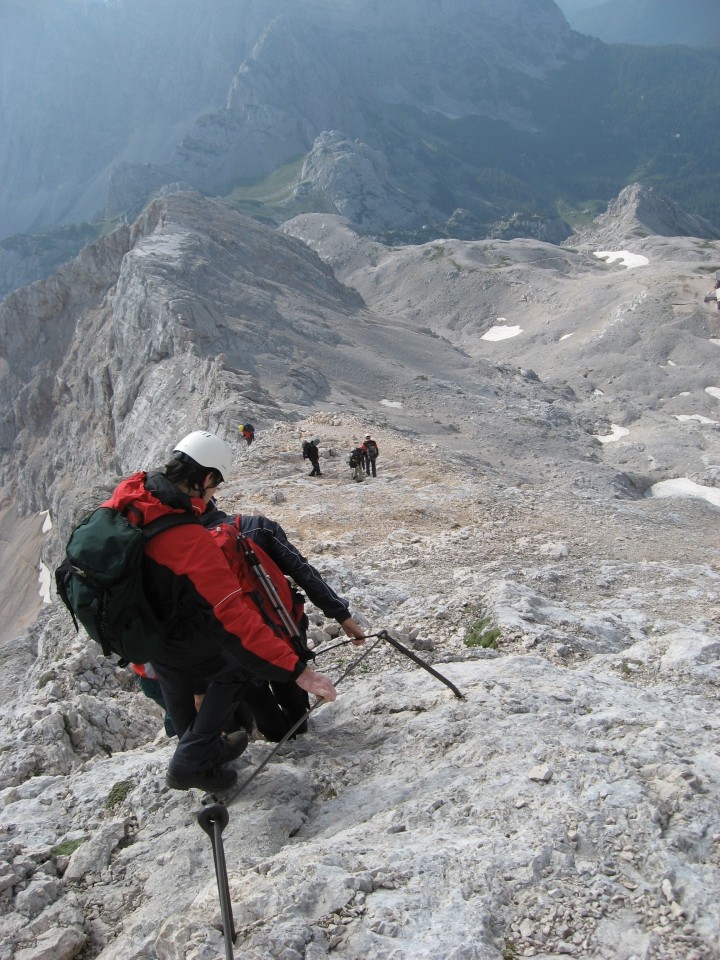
[196,804,236,958]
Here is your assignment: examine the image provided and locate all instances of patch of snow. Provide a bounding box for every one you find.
[38,562,51,604]
[482,323,523,342]
[40,510,52,533]
[593,250,649,269]
[674,415,719,426]
[593,424,629,444]
[559,333,574,341]
[710,339,720,346]
[705,386,720,401]
[646,478,720,508]
[380,399,403,408]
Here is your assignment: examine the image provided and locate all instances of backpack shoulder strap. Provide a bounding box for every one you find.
[141,512,199,541]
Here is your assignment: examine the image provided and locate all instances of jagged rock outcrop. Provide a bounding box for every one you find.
[568,182,720,248]
[292,132,436,233]
[487,211,572,244]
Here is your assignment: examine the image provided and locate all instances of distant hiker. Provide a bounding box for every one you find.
[362,434,379,477]
[348,447,365,482]
[200,500,365,741]
[239,423,255,445]
[101,430,344,793]
[302,437,322,476]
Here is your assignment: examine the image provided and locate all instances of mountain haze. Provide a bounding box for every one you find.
[2,0,719,283]
[565,0,720,48]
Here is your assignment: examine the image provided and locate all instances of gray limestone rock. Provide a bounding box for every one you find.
[0,185,719,960]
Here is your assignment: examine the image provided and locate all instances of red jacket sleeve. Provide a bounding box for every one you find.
[146,523,302,680]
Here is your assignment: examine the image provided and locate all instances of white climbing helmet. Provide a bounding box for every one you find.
[173,431,233,481]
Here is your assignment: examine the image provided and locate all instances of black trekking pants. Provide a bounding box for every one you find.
[240,680,310,741]
[152,662,246,777]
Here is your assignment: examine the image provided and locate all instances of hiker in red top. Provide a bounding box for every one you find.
[103,430,348,793]
[239,422,255,445]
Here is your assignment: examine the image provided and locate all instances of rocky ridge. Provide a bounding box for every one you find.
[0,187,718,959]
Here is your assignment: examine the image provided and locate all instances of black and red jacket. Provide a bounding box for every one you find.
[102,472,303,684]
[200,502,351,623]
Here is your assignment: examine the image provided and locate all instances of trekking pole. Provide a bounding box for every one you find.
[314,630,464,699]
[377,629,465,699]
[237,533,303,642]
[196,803,236,960]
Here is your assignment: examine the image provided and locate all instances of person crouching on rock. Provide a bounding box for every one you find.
[199,499,366,742]
[101,430,348,793]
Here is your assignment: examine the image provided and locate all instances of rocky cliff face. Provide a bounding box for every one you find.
[0,0,268,238]
[162,0,578,199]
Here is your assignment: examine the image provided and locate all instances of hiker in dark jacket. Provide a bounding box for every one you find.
[362,434,379,477]
[349,447,365,482]
[200,501,365,740]
[102,430,348,792]
[302,437,322,476]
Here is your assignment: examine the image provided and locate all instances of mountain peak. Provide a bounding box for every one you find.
[569,182,720,247]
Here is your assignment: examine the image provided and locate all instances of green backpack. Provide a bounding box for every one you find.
[55,507,196,663]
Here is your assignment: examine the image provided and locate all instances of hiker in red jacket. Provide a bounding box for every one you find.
[103,430,352,793]
[239,422,255,445]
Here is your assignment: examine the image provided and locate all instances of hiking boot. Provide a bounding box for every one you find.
[166,766,238,793]
[219,731,249,764]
